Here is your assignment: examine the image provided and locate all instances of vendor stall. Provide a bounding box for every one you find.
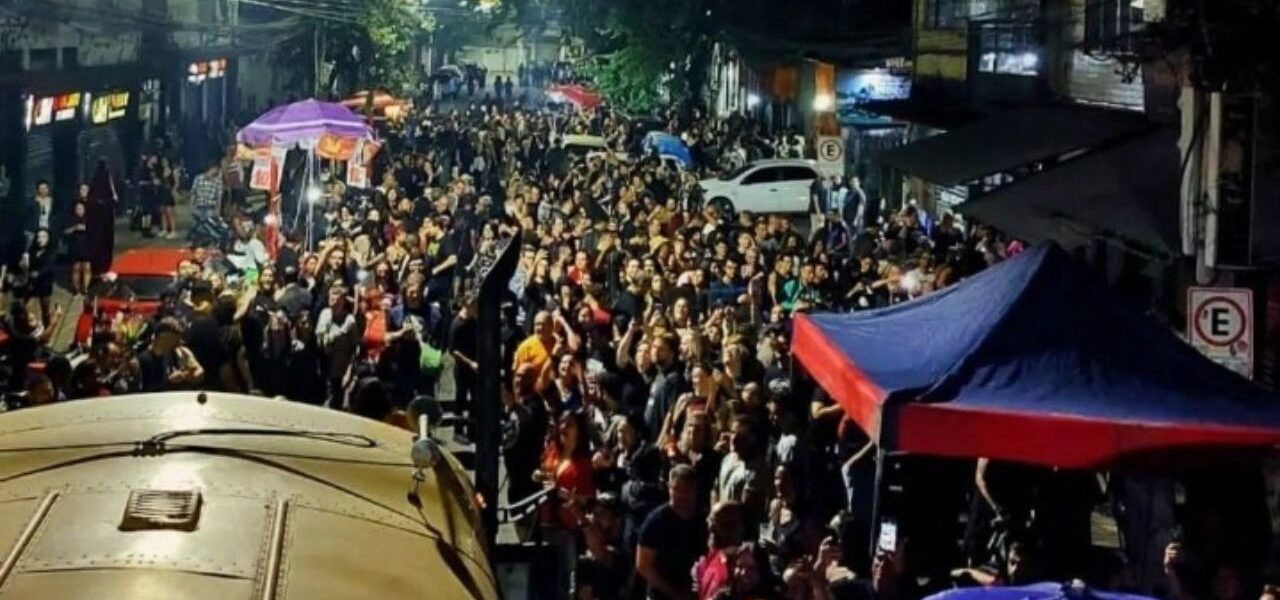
[236,99,377,253]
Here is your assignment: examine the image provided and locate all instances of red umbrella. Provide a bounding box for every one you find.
[547,84,602,110]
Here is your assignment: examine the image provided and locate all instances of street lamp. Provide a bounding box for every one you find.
[813,93,834,112]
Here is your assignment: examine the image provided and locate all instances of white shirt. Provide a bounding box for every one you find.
[35,195,52,230]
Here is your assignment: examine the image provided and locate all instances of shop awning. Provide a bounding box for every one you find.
[957,128,1181,258]
[858,98,983,129]
[876,106,1152,186]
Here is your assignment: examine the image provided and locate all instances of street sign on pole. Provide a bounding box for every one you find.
[816,135,845,178]
[1187,286,1253,379]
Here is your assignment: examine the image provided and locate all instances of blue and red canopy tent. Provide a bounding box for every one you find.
[792,243,1280,469]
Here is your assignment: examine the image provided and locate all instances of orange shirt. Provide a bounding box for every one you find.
[513,335,551,384]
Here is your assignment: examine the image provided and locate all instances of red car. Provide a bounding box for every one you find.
[74,248,191,346]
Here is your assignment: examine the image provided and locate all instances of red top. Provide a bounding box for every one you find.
[695,549,734,600]
[362,309,388,362]
[540,447,595,527]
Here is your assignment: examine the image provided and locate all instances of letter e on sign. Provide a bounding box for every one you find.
[1187,286,1253,379]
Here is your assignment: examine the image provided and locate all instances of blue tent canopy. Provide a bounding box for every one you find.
[923,582,1156,600]
[643,131,693,168]
[792,243,1280,467]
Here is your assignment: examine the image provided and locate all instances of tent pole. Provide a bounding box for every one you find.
[868,445,886,562]
[305,146,315,252]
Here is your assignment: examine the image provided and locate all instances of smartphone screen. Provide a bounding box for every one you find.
[878,521,898,553]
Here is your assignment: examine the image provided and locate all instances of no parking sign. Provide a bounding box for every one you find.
[816,135,845,178]
[1187,286,1253,378]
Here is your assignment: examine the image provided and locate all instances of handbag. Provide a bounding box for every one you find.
[419,340,444,375]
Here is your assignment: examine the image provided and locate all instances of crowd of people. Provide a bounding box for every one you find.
[0,92,1274,600]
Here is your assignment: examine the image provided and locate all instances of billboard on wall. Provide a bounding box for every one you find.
[836,68,911,126]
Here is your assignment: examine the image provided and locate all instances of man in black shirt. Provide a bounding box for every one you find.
[447,294,479,439]
[505,363,549,515]
[184,283,226,390]
[426,217,459,301]
[137,317,203,393]
[636,464,704,600]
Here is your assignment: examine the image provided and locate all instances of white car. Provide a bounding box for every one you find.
[699,159,819,216]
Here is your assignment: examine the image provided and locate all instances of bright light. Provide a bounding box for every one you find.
[1019,52,1039,70]
[306,187,322,203]
[746,93,761,108]
[263,213,278,227]
[813,93,834,112]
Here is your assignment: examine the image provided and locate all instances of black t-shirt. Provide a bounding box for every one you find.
[611,290,645,325]
[427,234,459,300]
[508,393,548,471]
[637,504,705,600]
[137,348,173,393]
[448,314,478,366]
[275,245,300,276]
[185,314,225,389]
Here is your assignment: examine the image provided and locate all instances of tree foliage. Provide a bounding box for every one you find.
[557,0,713,114]
[357,0,433,93]
[272,0,432,98]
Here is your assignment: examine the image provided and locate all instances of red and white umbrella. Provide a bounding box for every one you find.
[546,84,603,110]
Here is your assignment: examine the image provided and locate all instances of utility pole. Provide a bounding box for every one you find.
[313,23,320,98]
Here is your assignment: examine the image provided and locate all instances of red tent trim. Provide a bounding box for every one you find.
[794,314,1280,468]
[792,313,886,439]
[898,402,1280,468]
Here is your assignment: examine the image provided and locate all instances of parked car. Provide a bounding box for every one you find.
[699,159,820,216]
[74,248,191,346]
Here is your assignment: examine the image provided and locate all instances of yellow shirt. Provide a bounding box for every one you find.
[513,335,551,380]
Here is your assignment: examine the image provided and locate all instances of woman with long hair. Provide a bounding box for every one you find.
[85,161,117,274]
[536,410,596,600]
[26,229,55,322]
[64,198,91,295]
[158,156,178,238]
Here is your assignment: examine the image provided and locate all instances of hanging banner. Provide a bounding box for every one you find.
[346,139,370,188]
[249,148,274,191]
[347,163,369,188]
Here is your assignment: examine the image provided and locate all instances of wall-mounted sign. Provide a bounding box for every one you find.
[90,91,130,124]
[52,93,82,122]
[23,93,84,129]
[28,96,52,128]
[188,58,228,84]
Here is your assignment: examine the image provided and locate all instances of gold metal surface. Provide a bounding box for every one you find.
[0,492,58,589]
[0,393,496,600]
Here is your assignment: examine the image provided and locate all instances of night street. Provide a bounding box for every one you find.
[1,1,1280,600]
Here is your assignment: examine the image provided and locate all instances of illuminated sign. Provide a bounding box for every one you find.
[52,93,81,122]
[836,68,913,126]
[23,93,85,129]
[90,91,130,124]
[187,58,228,84]
[29,96,52,128]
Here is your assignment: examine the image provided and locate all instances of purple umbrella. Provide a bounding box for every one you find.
[236,99,373,147]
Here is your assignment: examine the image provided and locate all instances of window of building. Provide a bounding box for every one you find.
[975,22,1040,76]
[1084,0,1146,52]
[924,0,968,30]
